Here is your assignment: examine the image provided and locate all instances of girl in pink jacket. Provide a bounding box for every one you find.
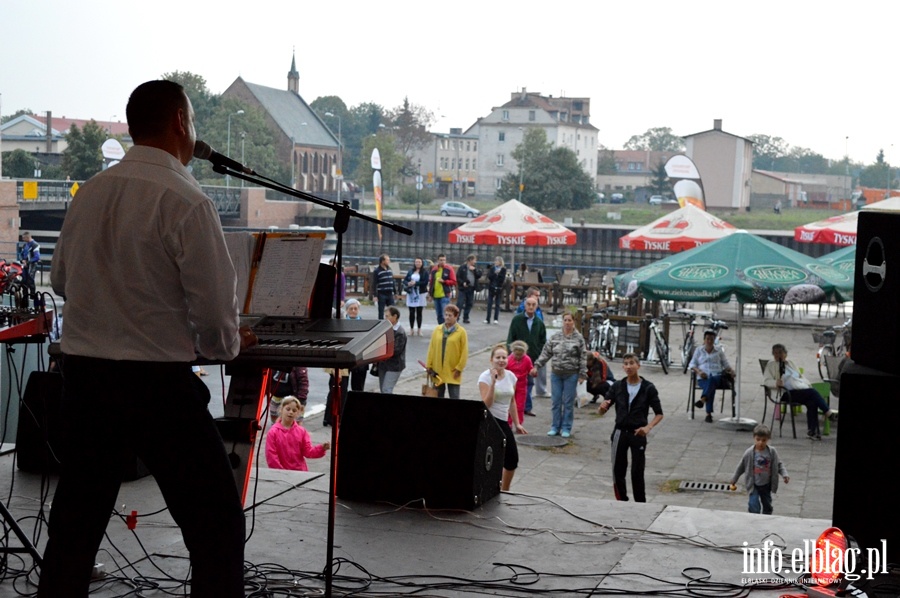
[265,396,330,471]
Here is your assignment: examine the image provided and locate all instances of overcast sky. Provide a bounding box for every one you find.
[2,0,896,164]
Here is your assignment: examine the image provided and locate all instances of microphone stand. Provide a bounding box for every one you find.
[212,164,411,596]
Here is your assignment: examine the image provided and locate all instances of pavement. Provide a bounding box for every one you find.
[291,299,845,520]
[0,295,853,596]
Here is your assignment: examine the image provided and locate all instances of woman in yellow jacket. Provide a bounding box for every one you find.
[426,304,468,399]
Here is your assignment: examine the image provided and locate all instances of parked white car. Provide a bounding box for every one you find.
[440,201,480,217]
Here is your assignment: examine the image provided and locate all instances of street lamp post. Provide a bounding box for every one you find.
[455,136,461,198]
[240,132,246,189]
[226,109,244,189]
[324,112,342,203]
[517,127,525,202]
[888,144,894,192]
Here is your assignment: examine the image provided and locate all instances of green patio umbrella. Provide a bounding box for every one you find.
[818,244,856,279]
[614,231,853,429]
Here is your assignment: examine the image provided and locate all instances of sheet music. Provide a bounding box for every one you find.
[224,232,255,310]
[249,234,324,317]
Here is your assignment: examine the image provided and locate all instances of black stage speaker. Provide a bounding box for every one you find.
[16,371,150,481]
[16,371,64,473]
[308,263,336,319]
[337,392,505,510]
[832,364,900,565]
[851,211,900,374]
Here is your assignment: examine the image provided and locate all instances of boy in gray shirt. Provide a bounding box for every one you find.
[729,424,789,514]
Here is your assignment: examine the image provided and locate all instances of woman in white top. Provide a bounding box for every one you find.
[479,344,527,491]
[403,257,429,336]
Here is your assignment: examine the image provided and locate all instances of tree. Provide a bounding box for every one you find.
[787,147,828,175]
[61,121,107,180]
[530,147,595,210]
[387,97,434,178]
[342,102,387,180]
[624,127,684,152]
[496,128,553,203]
[648,161,670,195]
[748,134,789,170]
[1,108,34,125]
[353,131,404,195]
[597,147,617,175]
[1,149,39,177]
[859,149,893,188]
[496,128,593,210]
[192,98,287,186]
[161,70,219,138]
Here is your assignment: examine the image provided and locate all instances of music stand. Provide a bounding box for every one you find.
[0,501,42,565]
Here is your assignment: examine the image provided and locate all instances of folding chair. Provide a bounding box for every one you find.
[687,370,735,420]
[759,358,805,439]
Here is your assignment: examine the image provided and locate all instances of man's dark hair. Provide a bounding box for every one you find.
[703,329,717,339]
[126,80,187,141]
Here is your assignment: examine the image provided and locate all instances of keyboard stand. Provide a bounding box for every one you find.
[215,365,270,506]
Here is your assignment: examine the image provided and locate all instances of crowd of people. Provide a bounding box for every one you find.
[263,267,840,510]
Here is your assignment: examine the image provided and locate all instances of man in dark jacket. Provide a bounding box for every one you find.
[506,295,546,416]
[373,254,396,320]
[599,353,663,502]
[455,254,481,324]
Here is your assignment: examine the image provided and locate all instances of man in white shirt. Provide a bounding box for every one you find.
[39,80,256,598]
[690,330,735,423]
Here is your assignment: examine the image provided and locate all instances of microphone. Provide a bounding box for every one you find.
[193,140,257,175]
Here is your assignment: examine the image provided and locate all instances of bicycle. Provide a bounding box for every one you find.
[588,307,618,359]
[645,314,670,375]
[815,317,851,379]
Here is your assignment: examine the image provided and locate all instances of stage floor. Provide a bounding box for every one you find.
[0,458,833,597]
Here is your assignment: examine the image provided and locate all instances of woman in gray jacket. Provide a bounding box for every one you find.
[531,312,586,438]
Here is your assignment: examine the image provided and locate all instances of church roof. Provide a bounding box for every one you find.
[239,79,337,148]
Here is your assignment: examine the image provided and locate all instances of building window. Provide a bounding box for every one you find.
[496,154,504,166]
[499,132,505,142]
[473,141,477,151]
[496,178,503,190]
[465,158,470,170]
[529,110,536,121]
[502,110,509,121]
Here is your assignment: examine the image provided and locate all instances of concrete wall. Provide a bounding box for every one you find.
[0,180,21,255]
[229,187,313,228]
[686,132,752,210]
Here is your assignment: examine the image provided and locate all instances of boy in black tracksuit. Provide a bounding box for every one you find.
[599,352,664,502]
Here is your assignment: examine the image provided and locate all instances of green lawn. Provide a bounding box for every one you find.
[373,197,844,232]
[544,204,840,230]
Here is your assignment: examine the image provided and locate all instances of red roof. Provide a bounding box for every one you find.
[33,115,130,137]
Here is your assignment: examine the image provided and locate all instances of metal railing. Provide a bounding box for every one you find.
[14,179,247,217]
